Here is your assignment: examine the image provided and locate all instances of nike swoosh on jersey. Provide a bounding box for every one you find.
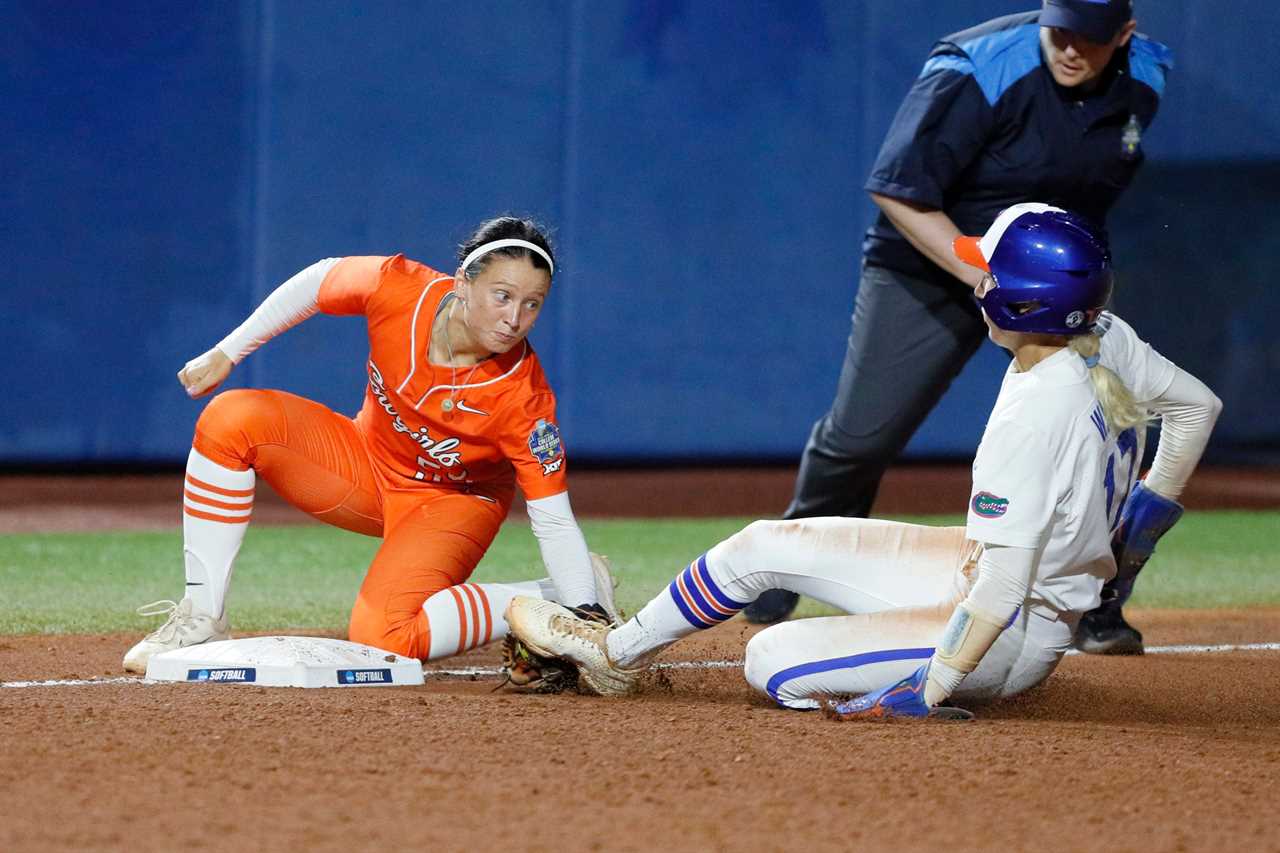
[455,401,489,416]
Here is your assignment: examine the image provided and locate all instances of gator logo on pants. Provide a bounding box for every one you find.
[971,491,1010,519]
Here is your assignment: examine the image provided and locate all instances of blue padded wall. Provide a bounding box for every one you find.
[3,1,1277,464]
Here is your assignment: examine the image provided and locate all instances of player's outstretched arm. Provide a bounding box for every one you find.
[526,491,614,621]
[827,544,1032,721]
[921,545,1032,707]
[177,257,343,398]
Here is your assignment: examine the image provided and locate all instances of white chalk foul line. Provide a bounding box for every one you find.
[1,676,146,689]
[428,658,744,678]
[1129,642,1280,655]
[3,644,1279,689]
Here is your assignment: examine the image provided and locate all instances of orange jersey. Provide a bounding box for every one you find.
[317,255,568,501]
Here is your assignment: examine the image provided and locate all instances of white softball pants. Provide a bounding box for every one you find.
[701,518,1077,709]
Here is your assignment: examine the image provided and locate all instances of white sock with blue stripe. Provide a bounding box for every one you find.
[607,554,750,667]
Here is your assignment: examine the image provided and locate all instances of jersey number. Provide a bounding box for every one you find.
[1103,427,1140,532]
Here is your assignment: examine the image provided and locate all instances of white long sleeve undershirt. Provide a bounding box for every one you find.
[1144,367,1223,501]
[526,492,597,606]
[928,544,1034,702]
[214,258,340,363]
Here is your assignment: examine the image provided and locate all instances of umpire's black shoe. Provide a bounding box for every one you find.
[743,588,800,624]
[1074,604,1144,655]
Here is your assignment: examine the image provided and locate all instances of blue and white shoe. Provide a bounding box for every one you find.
[823,665,974,721]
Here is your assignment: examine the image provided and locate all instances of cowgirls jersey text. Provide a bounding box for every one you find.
[317,254,568,501]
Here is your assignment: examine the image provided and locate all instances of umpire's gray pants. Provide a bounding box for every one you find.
[784,262,988,520]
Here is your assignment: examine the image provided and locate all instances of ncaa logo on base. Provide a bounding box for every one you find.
[337,669,393,685]
[187,668,256,683]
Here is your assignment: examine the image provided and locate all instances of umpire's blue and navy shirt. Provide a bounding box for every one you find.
[863,10,1172,279]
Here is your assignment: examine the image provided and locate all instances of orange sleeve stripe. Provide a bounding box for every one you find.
[446,586,469,655]
[183,489,253,513]
[185,474,255,498]
[183,506,252,525]
[317,256,386,315]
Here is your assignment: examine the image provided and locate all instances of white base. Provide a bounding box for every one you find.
[145,636,425,688]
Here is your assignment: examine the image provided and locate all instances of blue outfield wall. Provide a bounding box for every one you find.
[3,1,1278,465]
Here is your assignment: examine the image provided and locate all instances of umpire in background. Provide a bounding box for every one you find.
[747,0,1172,654]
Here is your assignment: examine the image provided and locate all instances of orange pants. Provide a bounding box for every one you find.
[193,388,512,659]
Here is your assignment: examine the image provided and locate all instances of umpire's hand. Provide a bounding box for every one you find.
[178,347,233,398]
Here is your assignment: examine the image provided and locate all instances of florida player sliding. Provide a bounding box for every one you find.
[124,217,616,673]
[504,203,1221,717]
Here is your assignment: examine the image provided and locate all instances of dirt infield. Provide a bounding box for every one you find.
[3,609,1280,853]
[3,468,1278,852]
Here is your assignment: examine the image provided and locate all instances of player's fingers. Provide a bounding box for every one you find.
[177,364,201,393]
[186,376,222,399]
[179,349,233,398]
[186,363,217,394]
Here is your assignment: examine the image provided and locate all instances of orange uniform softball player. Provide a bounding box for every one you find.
[123,217,617,673]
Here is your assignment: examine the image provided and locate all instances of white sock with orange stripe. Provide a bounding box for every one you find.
[182,448,255,620]
[422,579,555,661]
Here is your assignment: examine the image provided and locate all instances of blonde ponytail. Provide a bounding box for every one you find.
[1069,334,1148,432]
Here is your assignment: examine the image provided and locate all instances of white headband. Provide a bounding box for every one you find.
[460,238,554,276]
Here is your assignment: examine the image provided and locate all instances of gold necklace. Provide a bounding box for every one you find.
[441,297,482,413]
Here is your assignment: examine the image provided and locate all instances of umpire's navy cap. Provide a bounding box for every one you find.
[1040,0,1134,44]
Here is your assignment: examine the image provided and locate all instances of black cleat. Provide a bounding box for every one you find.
[1074,604,1144,655]
[743,588,800,624]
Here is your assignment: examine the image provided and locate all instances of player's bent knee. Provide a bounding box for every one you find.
[347,597,425,660]
[194,389,284,467]
[198,388,272,429]
[744,626,788,696]
[713,518,804,587]
[347,614,416,659]
[718,519,789,562]
[743,633,772,695]
[744,625,822,710]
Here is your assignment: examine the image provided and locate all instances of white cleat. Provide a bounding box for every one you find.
[505,596,639,696]
[122,598,230,674]
[588,552,622,626]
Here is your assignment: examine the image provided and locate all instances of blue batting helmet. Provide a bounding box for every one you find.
[953,203,1113,335]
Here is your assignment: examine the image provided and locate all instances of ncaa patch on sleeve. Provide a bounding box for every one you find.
[528,419,564,475]
[971,491,1009,518]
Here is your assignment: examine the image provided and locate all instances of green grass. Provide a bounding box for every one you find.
[1,511,1276,635]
